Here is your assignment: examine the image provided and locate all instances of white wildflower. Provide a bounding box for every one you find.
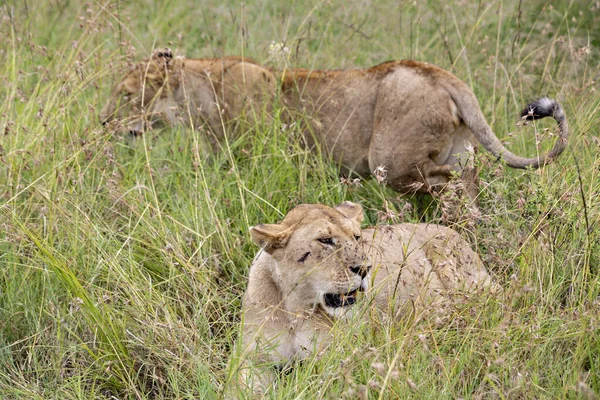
[373,165,388,184]
[268,41,290,69]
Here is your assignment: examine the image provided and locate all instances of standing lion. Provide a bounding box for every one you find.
[102,50,568,200]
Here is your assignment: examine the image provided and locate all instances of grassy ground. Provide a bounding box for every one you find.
[1,0,599,398]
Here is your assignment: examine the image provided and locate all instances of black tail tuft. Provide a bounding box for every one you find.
[521,97,559,121]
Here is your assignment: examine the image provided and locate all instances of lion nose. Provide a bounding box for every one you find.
[349,264,370,279]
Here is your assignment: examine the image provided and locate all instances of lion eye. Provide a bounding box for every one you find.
[354,235,361,241]
[317,237,334,245]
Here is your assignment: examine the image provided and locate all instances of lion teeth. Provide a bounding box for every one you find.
[323,288,360,308]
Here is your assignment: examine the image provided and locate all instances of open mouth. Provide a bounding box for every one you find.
[323,286,364,308]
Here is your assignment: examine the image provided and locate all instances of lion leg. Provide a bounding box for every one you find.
[442,126,480,209]
[235,357,278,395]
[460,164,480,210]
[420,162,454,192]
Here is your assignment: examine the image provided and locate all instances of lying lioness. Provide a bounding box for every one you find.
[102,49,568,198]
[237,202,495,391]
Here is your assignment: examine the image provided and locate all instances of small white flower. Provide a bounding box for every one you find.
[268,41,290,69]
[463,140,475,165]
[464,140,474,154]
[373,165,388,184]
[340,177,361,187]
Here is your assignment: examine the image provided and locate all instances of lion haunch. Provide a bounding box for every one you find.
[278,61,568,197]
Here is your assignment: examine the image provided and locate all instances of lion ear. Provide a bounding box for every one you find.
[250,224,291,253]
[335,201,364,225]
[151,47,174,70]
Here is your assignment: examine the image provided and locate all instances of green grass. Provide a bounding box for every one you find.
[1,0,599,398]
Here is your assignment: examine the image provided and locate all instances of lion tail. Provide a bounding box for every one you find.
[446,84,568,169]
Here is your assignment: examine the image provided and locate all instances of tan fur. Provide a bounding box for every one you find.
[100,48,276,147]
[102,53,567,198]
[237,202,495,392]
[280,60,568,197]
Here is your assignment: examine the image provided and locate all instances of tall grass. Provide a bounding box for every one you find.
[1,0,598,398]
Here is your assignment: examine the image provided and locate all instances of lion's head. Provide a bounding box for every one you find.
[249,202,371,318]
[100,48,177,135]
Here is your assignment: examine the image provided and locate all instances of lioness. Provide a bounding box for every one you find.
[100,48,276,146]
[280,63,567,197]
[102,50,568,199]
[237,201,495,391]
